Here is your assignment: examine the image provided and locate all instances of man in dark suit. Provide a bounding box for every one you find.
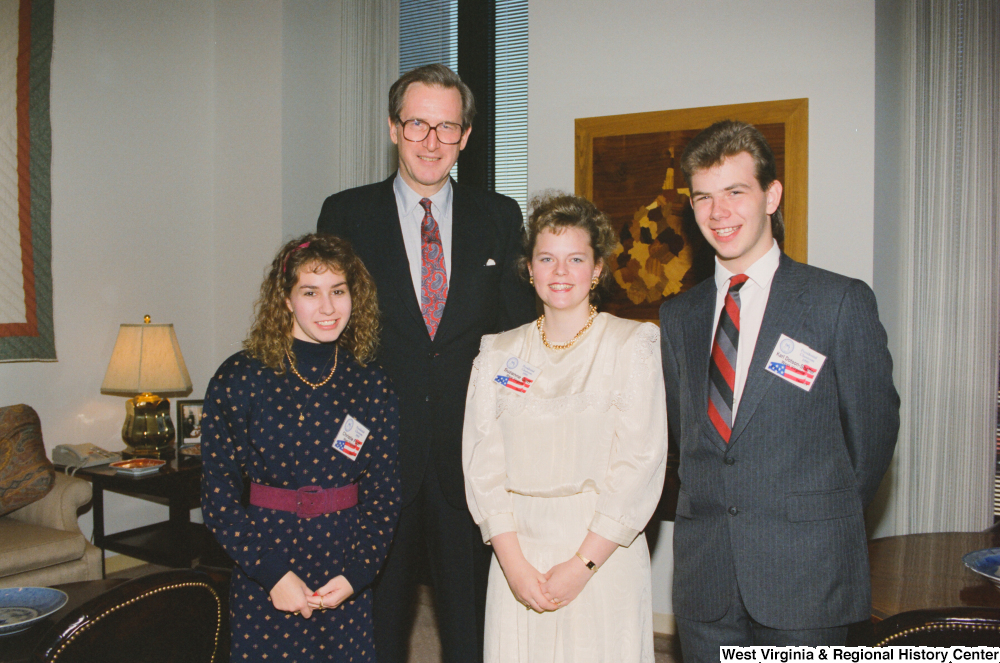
[317,64,535,663]
[658,120,899,657]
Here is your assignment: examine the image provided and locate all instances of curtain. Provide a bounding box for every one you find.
[892,0,1000,533]
[337,0,399,191]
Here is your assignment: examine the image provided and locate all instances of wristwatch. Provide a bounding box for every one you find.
[575,552,598,572]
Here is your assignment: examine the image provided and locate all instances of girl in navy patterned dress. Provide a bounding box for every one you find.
[201,233,400,662]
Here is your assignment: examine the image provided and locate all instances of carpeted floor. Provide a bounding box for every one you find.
[111,563,681,661]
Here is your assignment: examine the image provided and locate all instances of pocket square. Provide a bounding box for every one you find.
[485,258,496,266]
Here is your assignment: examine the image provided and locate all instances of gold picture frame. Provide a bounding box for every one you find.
[576,98,808,321]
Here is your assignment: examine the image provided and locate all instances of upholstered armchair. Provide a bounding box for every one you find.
[0,404,102,587]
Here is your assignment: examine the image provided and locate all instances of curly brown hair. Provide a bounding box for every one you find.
[244,233,379,370]
[519,191,617,305]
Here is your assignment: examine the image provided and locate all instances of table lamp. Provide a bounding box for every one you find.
[101,316,192,460]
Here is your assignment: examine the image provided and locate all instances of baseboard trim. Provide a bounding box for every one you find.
[653,611,676,636]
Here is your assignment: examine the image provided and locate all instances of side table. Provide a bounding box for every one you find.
[868,530,1000,619]
[58,457,231,575]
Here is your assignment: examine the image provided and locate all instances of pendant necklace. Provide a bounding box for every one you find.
[285,346,338,422]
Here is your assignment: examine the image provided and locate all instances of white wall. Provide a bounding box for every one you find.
[212,2,286,356]
[0,0,220,538]
[0,1,345,543]
[868,0,907,540]
[282,2,345,242]
[529,0,878,622]
[530,0,876,282]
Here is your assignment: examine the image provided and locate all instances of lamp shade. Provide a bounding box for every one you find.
[101,323,192,395]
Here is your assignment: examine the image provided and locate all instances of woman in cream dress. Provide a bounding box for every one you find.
[463,192,668,663]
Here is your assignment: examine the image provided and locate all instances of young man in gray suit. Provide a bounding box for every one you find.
[317,65,535,663]
[659,121,899,657]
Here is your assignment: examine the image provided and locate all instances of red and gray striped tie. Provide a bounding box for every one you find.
[708,273,749,442]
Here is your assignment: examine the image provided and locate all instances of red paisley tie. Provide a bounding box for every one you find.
[419,198,448,339]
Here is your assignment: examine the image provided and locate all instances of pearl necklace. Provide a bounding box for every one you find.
[537,305,598,350]
[285,346,338,389]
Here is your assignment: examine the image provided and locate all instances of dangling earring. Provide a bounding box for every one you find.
[529,275,534,285]
[591,276,599,291]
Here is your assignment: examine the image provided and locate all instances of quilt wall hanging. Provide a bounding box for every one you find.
[0,0,54,362]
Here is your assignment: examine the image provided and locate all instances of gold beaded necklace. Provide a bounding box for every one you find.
[285,346,338,389]
[286,346,338,423]
[537,305,598,350]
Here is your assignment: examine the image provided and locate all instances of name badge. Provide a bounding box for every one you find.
[333,415,370,461]
[493,354,540,394]
[765,334,826,392]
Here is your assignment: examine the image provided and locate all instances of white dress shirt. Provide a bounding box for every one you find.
[710,240,781,420]
[393,174,454,299]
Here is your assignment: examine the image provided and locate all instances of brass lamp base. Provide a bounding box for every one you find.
[121,447,176,461]
[121,393,176,461]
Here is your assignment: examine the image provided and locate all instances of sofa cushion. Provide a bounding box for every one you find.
[0,518,86,577]
[0,404,55,517]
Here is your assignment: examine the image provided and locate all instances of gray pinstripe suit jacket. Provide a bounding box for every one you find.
[659,253,899,629]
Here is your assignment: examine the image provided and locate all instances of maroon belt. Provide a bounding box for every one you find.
[249,482,358,518]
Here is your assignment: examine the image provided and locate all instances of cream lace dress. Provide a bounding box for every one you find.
[463,313,668,663]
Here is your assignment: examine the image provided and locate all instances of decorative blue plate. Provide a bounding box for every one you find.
[0,587,68,636]
[962,547,1000,590]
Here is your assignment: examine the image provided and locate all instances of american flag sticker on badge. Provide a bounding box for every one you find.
[764,334,827,392]
[334,415,370,460]
[494,355,540,394]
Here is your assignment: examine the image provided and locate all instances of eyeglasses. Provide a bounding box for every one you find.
[399,119,465,145]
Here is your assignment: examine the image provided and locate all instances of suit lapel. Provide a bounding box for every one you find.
[728,255,811,446]
[373,179,425,331]
[682,282,730,453]
[433,182,478,344]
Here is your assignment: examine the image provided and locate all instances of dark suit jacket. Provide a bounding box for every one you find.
[318,175,536,509]
[659,254,899,630]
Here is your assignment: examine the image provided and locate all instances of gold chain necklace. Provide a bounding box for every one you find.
[287,346,338,424]
[286,345,338,389]
[537,305,598,350]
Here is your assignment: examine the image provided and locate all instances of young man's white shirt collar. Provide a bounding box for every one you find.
[393,173,454,298]
[711,239,781,420]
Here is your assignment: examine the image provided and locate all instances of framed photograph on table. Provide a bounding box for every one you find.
[176,399,203,456]
[575,98,809,322]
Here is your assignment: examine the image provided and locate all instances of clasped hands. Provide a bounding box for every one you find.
[505,555,593,613]
[269,571,354,618]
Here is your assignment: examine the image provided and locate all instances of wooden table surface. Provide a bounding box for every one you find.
[868,530,1000,620]
[0,578,127,663]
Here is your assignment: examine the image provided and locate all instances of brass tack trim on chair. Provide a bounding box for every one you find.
[876,621,1000,647]
[47,581,222,663]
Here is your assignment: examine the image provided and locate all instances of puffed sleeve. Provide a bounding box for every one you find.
[342,375,401,591]
[590,323,669,546]
[462,334,517,543]
[200,355,292,592]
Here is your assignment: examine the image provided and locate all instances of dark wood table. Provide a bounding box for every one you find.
[0,578,126,663]
[59,457,230,574]
[868,530,1000,620]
